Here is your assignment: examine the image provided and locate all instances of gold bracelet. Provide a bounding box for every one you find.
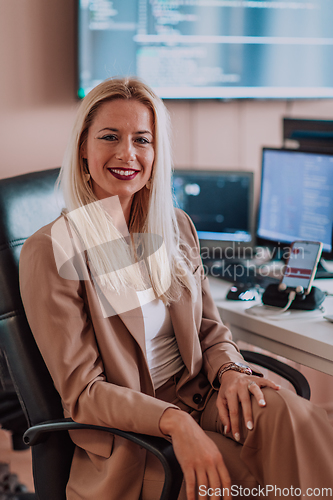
[218,362,253,383]
[217,363,233,383]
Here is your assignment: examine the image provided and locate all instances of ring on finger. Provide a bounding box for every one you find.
[248,380,257,390]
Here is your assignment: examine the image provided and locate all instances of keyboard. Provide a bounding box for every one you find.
[206,259,333,288]
[315,270,333,279]
[205,260,280,289]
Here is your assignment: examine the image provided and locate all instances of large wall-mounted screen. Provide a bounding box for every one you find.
[78,0,333,99]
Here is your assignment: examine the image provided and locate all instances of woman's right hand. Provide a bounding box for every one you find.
[159,408,231,500]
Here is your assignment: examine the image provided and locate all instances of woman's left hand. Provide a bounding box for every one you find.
[216,371,280,442]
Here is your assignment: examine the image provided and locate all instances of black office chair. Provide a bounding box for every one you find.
[0,169,310,500]
[0,349,29,451]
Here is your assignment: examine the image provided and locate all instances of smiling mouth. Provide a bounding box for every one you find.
[107,168,140,180]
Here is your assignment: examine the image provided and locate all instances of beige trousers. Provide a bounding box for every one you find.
[141,374,333,499]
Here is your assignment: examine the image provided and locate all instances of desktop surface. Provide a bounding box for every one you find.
[209,275,333,376]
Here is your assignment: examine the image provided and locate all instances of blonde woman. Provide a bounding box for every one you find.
[20,78,333,500]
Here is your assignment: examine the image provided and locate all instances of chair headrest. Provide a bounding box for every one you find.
[0,168,63,247]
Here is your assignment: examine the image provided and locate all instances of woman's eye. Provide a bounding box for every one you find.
[100,134,117,141]
[136,137,150,145]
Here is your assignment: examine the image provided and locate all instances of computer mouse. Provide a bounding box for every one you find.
[226,284,256,301]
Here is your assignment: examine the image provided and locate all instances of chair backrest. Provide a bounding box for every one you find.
[0,169,74,500]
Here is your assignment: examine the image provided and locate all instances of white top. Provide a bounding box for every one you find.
[137,289,184,389]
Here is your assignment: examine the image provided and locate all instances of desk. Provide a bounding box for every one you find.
[209,277,333,376]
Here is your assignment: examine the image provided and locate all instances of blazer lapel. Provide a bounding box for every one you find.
[92,278,147,356]
[118,307,146,357]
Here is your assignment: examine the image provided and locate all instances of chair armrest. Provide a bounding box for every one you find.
[241,349,311,400]
[23,418,183,500]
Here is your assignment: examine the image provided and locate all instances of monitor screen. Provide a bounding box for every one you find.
[257,148,333,255]
[77,0,333,100]
[172,170,254,257]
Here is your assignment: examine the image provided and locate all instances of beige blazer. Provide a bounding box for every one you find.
[19,209,246,500]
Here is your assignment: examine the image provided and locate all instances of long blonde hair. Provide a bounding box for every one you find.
[58,77,197,303]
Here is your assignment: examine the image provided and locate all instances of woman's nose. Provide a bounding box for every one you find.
[116,139,135,162]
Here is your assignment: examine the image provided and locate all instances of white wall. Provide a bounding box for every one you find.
[166,98,333,207]
[1,0,333,409]
[0,0,78,178]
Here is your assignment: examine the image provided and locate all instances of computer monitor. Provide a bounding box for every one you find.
[257,148,333,259]
[283,118,333,153]
[77,0,333,100]
[172,170,254,259]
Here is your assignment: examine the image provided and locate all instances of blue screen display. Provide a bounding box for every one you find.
[78,0,333,99]
[172,170,253,244]
[257,148,333,252]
